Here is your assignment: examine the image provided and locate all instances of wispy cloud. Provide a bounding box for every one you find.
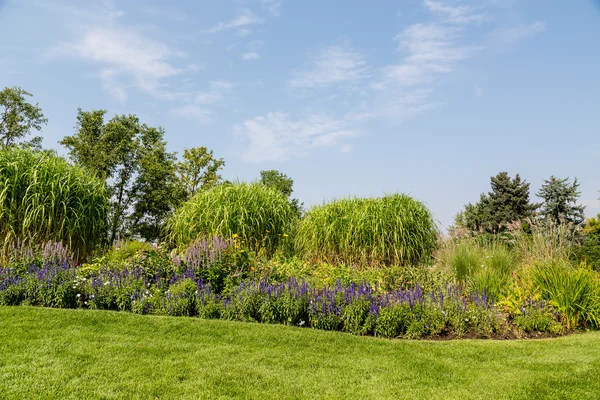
[242,52,260,61]
[290,46,369,88]
[236,113,354,162]
[475,85,484,98]
[195,80,234,105]
[206,9,264,36]
[493,21,546,46]
[261,0,282,17]
[375,23,478,88]
[168,105,213,123]
[168,80,234,122]
[50,26,194,101]
[424,0,487,24]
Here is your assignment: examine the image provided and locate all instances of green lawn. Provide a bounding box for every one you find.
[1,307,599,399]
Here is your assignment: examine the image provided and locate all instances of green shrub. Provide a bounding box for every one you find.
[295,194,438,267]
[469,245,516,301]
[0,148,109,259]
[443,241,481,282]
[374,303,413,338]
[513,302,563,334]
[168,182,297,254]
[531,262,600,329]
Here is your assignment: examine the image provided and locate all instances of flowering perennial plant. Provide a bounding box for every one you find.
[0,259,517,339]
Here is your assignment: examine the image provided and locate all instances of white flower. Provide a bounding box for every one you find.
[77,294,81,298]
[84,301,88,305]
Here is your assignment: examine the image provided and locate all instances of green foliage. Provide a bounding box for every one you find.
[437,240,517,301]
[61,110,181,243]
[441,241,481,282]
[531,262,600,329]
[168,182,297,254]
[296,194,438,267]
[513,302,563,334]
[260,169,294,197]
[513,219,579,265]
[574,215,600,270]
[176,147,225,201]
[0,147,109,259]
[457,172,538,234]
[0,86,47,149]
[260,169,303,217]
[469,245,515,300]
[537,176,585,226]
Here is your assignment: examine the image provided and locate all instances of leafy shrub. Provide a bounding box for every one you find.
[531,261,600,329]
[0,148,109,259]
[513,301,563,334]
[296,194,438,267]
[168,182,297,255]
[180,236,250,293]
[441,241,481,282]
[374,303,413,338]
[573,216,600,271]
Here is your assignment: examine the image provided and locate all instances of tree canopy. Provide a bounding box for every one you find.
[455,172,538,234]
[0,87,47,149]
[260,169,303,216]
[537,176,585,226]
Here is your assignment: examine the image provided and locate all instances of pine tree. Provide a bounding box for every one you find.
[537,176,585,225]
[457,172,538,234]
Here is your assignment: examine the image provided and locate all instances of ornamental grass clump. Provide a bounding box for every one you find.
[0,148,109,260]
[295,194,438,267]
[531,261,600,330]
[168,182,297,254]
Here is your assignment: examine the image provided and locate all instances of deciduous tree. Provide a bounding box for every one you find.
[0,87,47,149]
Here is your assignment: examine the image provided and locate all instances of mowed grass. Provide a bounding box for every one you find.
[1,307,600,400]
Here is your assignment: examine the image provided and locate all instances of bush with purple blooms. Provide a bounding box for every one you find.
[0,258,514,339]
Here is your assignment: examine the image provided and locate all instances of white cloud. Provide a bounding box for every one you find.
[494,21,547,45]
[261,0,282,17]
[194,80,234,105]
[424,0,487,25]
[51,26,191,101]
[236,113,354,162]
[475,85,484,98]
[206,9,264,35]
[372,20,480,90]
[242,52,260,61]
[98,68,128,102]
[211,80,234,90]
[169,105,212,123]
[340,144,354,154]
[290,46,369,88]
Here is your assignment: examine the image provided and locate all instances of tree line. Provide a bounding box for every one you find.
[0,86,300,243]
[1,85,598,245]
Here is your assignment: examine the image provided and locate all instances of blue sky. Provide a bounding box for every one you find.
[1,0,599,229]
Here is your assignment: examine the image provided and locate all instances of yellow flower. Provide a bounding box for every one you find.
[283,233,289,237]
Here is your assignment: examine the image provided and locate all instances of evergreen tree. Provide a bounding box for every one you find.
[457,172,538,234]
[537,176,585,225]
